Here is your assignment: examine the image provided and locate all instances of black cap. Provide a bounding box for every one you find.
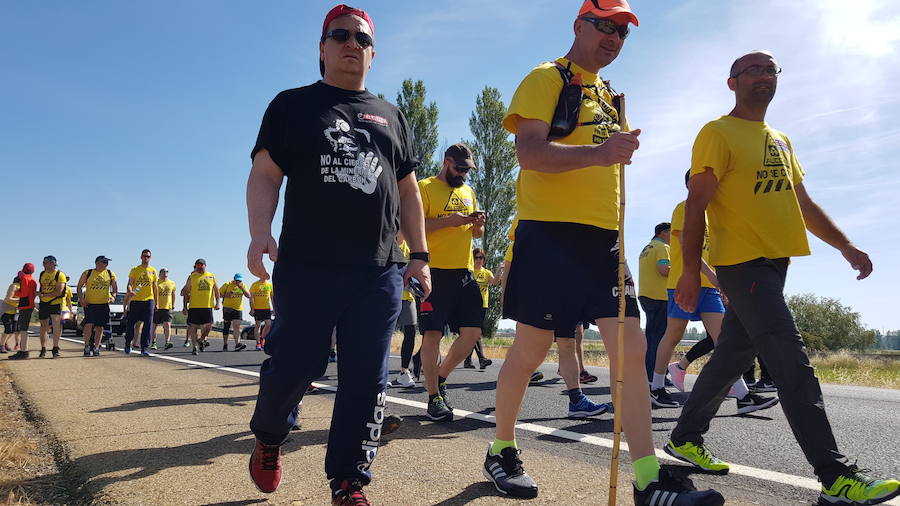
[195,258,206,265]
[95,255,111,263]
[444,143,476,169]
[655,222,671,237]
[43,255,57,263]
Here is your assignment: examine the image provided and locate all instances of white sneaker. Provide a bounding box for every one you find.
[395,370,415,388]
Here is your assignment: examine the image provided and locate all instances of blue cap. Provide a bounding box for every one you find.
[234,273,243,280]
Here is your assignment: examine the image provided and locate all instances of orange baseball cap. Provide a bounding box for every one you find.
[578,0,639,26]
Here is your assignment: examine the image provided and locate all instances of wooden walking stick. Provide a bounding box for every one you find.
[608,93,628,506]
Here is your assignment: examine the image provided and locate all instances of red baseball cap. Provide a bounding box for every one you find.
[578,0,639,26]
[322,4,375,36]
[22,263,34,274]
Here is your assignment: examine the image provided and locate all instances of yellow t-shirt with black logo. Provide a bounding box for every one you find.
[188,271,217,309]
[84,269,117,304]
[504,57,625,230]
[250,280,273,310]
[638,238,670,300]
[221,281,246,311]
[156,279,176,310]
[39,270,68,303]
[691,116,809,266]
[473,268,493,308]
[419,176,478,270]
[399,241,413,302]
[128,265,158,302]
[667,201,715,290]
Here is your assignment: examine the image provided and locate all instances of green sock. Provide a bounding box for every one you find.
[489,439,516,456]
[633,455,661,490]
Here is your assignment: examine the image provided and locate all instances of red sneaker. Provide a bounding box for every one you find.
[332,480,370,506]
[248,440,282,493]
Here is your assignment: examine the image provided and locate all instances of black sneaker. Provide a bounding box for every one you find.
[411,353,421,381]
[39,347,47,358]
[580,370,599,384]
[222,343,228,351]
[483,446,538,498]
[736,393,779,415]
[235,343,247,351]
[51,346,60,358]
[191,347,198,356]
[463,360,475,369]
[8,351,29,360]
[749,379,777,393]
[383,414,402,436]
[651,387,681,408]
[479,358,493,369]
[438,382,452,409]
[426,396,453,422]
[633,468,725,506]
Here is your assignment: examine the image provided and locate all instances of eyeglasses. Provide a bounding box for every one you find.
[580,17,629,40]
[454,163,472,173]
[731,64,782,78]
[99,260,109,264]
[323,28,374,49]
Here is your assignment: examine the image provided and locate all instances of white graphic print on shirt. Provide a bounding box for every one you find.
[321,118,384,194]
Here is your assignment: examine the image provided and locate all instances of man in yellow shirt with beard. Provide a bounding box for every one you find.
[667,50,898,506]
[76,256,117,357]
[37,255,68,359]
[220,273,249,352]
[483,2,723,504]
[181,259,219,356]
[126,249,158,356]
[417,143,486,422]
[152,268,177,350]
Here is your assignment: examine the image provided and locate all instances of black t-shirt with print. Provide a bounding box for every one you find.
[252,81,418,266]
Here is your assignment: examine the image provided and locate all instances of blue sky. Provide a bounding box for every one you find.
[2,1,898,331]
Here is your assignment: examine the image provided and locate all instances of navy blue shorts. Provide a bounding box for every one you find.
[667,287,725,321]
[84,304,110,327]
[503,220,639,338]
[419,268,484,335]
[188,308,213,325]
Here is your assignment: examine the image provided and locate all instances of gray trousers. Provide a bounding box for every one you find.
[670,257,848,485]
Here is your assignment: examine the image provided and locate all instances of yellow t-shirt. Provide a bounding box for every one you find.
[128,265,158,302]
[419,176,478,271]
[667,201,715,290]
[84,268,117,304]
[638,238,670,300]
[504,58,624,230]
[221,281,246,311]
[250,280,273,310]
[4,283,19,314]
[691,116,809,266]
[188,271,217,309]
[473,268,493,308]
[39,270,68,303]
[399,241,413,302]
[156,279,177,310]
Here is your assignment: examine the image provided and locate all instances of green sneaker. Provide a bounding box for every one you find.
[819,465,899,505]
[664,440,730,475]
[150,342,158,350]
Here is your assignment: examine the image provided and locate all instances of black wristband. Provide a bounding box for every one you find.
[409,252,430,263]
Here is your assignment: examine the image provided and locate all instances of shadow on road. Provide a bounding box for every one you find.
[90,395,257,413]
[431,482,499,505]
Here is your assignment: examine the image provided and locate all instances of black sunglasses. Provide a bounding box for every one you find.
[454,163,472,173]
[323,28,374,49]
[580,17,629,40]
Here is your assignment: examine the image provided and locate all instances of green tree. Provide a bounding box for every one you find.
[395,79,440,178]
[466,86,518,338]
[787,293,877,351]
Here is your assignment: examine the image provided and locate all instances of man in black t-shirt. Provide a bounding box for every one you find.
[245,5,431,505]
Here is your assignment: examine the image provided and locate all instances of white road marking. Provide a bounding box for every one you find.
[59,337,900,505]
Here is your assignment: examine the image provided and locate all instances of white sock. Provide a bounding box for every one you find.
[651,372,666,390]
[731,378,749,399]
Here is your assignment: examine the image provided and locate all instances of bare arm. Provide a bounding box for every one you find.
[247,149,284,280]
[425,213,475,234]
[656,263,670,277]
[674,168,718,312]
[398,172,432,299]
[110,278,118,302]
[513,117,641,174]
[213,283,220,310]
[795,182,872,280]
[77,272,88,307]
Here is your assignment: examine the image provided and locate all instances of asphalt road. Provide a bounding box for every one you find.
[64,331,900,505]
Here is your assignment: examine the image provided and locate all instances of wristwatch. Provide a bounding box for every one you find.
[409,252,430,263]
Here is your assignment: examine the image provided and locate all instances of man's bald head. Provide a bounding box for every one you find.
[730,50,777,78]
